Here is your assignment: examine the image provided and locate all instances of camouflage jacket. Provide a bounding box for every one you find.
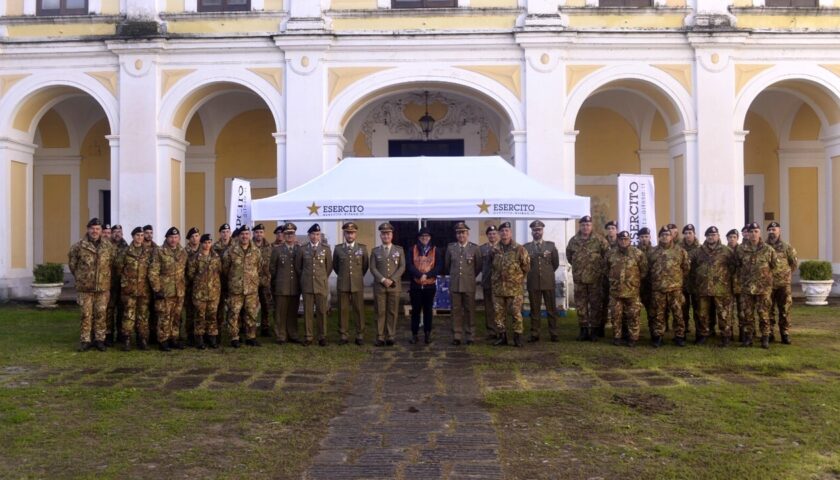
[606,246,648,298]
[766,238,798,288]
[187,250,222,302]
[565,232,608,285]
[681,238,701,294]
[253,239,274,284]
[491,241,530,297]
[223,241,267,295]
[212,239,232,273]
[68,236,116,293]
[691,241,735,298]
[648,242,690,292]
[149,243,187,298]
[110,239,129,288]
[736,240,778,296]
[116,243,152,298]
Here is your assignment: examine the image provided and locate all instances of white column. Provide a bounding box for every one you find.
[273,132,287,192]
[157,135,188,234]
[323,132,346,171]
[511,131,527,173]
[0,138,36,299]
[106,135,120,225]
[732,130,748,230]
[821,131,840,264]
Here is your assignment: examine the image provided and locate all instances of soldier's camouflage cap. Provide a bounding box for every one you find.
[529,220,545,229]
[767,221,780,230]
[187,227,200,238]
[87,217,102,228]
[499,222,512,230]
[219,223,231,232]
[165,227,180,237]
[131,226,142,236]
[485,224,498,234]
[638,227,651,235]
[454,222,470,232]
[617,231,630,239]
[308,223,321,234]
[200,234,212,243]
[705,226,719,235]
[378,222,394,232]
[342,222,358,232]
[683,224,695,233]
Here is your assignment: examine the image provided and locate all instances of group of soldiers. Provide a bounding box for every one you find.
[566,216,798,349]
[68,213,797,352]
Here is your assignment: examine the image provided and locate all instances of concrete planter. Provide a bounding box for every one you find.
[31,283,63,308]
[800,280,834,306]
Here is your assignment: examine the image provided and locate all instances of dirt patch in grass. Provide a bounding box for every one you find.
[611,392,675,415]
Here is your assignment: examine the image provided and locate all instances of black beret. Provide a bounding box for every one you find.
[186,227,199,238]
[87,218,102,227]
[253,224,265,232]
[726,229,739,237]
[747,222,761,231]
[454,222,470,232]
[604,220,617,229]
[617,231,630,239]
[767,221,780,230]
[666,223,678,230]
[742,224,750,232]
[274,225,283,234]
[219,223,230,232]
[682,224,695,233]
[499,222,512,230]
[131,227,142,236]
[417,227,432,237]
[239,225,250,233]
[342,222,358,232]
[529,220,545,229]
[165,227,179,237]
[638,227,651,235]
[580,215,592,223]
[143,225,153,231]
[112,225,122,231]
[705,226,719,236]
[308,223,321,234]
[102,224,112,230]
[200,233,211,243]
[659,226,671,236]
[485,224,498,234]
[378,222,393,232]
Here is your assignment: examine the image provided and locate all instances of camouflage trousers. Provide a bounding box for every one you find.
[155,296,184,343]
[770,285,793,336]
[528,289,559,338]
[258,286,273,332]
[599,278,610,328]
[106,285,122,340]
[451,292,476,342]
[494,295,524,335]
[192,298,219,337]
[483,287,497,336]
[573,282,603,329]
[650,289,685,338]
[78,291,110,343]
[682,290,699,334]
[121,295,150,342]
[273,294,300,342]
[609,295,641,341]
[184,284,195,339]
[698,295,732,338]
[228,293,259,341]
[741,293,772,337]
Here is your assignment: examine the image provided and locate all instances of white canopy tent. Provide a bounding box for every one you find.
[252,156,589,221]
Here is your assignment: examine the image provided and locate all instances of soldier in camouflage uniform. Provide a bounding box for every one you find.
[680,224,701,336]
[726,229,744,343]
[107,224,128,345]
[270,223,302,344]
[648,227,690,347]
[223,225,267,348]
[183,227,201,345]
[213,223,233,334]
[692,226,736,346]
[142,225,159,343]
[565,215,609,341]
[597,220,618,337]
[492,222,531,347]
[149,227,188,351]
[68,218,117,352]
[636,227,655,329]
[765,222,798,344]
[735,222,778,349]
[479,225,500,339]
[605,231,648,347]
[524,220,561,343]
[114,227,152,351]
[187,234,222,349]
[252,224,275,337]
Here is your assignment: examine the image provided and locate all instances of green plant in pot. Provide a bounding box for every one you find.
[32,263,65,308]
[799,260,834,306]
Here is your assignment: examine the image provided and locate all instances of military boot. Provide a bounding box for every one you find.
[528,335,539,343]
[494,332,508,346]
[626,339,636,348]
[651,336,662,348]
[246,338,261,347]
[768,332,775,343]
[576,327,588,341]
[741,334,753,347]
[674,337,686,347]
[781,334,791,345]
[694,335,706,345]
[159,340,172,352]
[612,338,623,346]
[596,326,606,338]
[207,336,219,349]
[78,341,92,352]
[231,339,241,348]
[195,336,206,350]
[513,333,523,348]
[122,337,131,352]
[95,340,107,352]
[137,336,148,351]
[719,336,730,347]
[760,335,770,349]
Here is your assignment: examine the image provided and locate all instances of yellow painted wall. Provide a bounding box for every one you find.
[833,156,840,262]
[788,103,821,141]
[352,132,373,157]
[213,109,277,228]
[357,221,376,250]
[42,175,71,264]
[79,119,111,235]
[673,154,685,227]
[651,167,671,227]
[186,114,206,146]
[171,159,182,234]
[36,109,70,149]
[5,23,117,38]
[331,0,377,8]
[264,0,284,10]
[102,0,120,14]
[185,172,205,236]
[481,130,500,156]
[5,0,24,16]
[566,13,684,30]
[650,111,668,142]
[737,14,840,31]
[743,112,780,224]
[788,167,819,259]
[575,107,640,176]
[575,185,616,232]
[331,15,517,31]
[11,162,28,269]
[164,0,185,13]
[472,0,518,6]
[165,18,280,35]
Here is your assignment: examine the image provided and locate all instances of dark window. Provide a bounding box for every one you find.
[391,0,458,8]
[198,0,250,12]
[599,0,652,6]
[37,0,88,16]
[764,0,817,6]
[388,139,465,157]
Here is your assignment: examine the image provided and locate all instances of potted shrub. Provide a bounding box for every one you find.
[32,263,65,308]
[799,260,834,306]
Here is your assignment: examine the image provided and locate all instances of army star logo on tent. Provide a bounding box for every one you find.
[307,202,321,216]
[477,200,490,214]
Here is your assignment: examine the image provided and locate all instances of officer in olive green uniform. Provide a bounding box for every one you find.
[524,220,561,342]
[605,231,648,347]
[69,218,117,352]
[183,227,201,345]
[333,222,369,345]
[296,224,332,346]
[187,234,222,349]
[149,227,188,351]
[479,225,500,339]
[492,222,531,347]
[565,215,609,341]
[370,222,406,346]
[252,224,275,337]
[736,222,779,349]
[270,223,301,344]
[765,221,798,344]
[692,226,736,346]
[213,223,233,334]
[107,224,128,346]
[648,227,690,347]
[445,222,482,346]
[114,227,152,351]
[680,224,701,336]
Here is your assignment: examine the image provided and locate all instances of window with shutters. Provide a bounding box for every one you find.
[37,0,88,15]
[764,0,817,6]
[391,0,458,8]
[198,0,250,12]
[598,0,652,6]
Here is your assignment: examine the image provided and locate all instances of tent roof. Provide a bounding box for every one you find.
[252,156,590,221]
